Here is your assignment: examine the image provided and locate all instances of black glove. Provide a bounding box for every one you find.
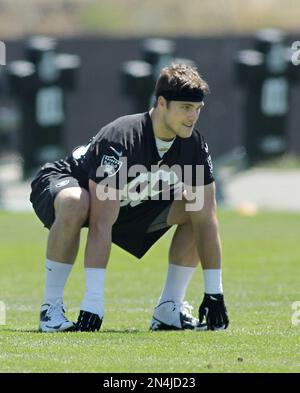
[198,293,229,330]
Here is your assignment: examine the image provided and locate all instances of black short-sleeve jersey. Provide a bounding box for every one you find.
[63,112,214,207]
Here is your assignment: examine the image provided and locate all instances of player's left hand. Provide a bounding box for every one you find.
[198,293,229,331]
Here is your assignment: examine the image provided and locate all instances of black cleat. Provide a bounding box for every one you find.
[75,310,102,332]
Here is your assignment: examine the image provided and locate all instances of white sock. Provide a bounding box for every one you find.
[158,263,196,305]
[203,269,223,294]
[80,268,105,318]
[44,258,73,305]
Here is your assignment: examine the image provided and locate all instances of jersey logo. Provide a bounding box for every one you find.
[55,179,70,188]
[207,155,213,174]
[101,155,123,177]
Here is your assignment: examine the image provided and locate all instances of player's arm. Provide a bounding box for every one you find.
[84,179,120,268]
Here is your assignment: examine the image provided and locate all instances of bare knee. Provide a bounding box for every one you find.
[54,188,90,227]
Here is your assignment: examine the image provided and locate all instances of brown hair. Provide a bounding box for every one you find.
[154,63,210,102]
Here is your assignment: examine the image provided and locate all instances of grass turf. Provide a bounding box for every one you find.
[0,209,299,373]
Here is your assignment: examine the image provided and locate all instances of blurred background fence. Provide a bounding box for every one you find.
[1,34,299,157]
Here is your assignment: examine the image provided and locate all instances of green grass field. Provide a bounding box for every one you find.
[0,209,299,373]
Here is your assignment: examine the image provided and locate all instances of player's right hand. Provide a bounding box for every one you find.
[198,293,229,331]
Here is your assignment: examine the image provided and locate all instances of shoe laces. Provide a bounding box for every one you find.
[173,301,194,319]
[47,301,68,324]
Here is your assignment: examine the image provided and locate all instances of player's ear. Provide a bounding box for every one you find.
[157,96,167,109]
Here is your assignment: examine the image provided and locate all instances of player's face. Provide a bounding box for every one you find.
[163,101,204,138]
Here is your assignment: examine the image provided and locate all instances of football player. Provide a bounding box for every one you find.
[30,63,229,332]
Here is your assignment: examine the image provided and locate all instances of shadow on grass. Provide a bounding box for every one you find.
[1,328,144,334]
[0,328,42,333]
[102,328,142,334]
